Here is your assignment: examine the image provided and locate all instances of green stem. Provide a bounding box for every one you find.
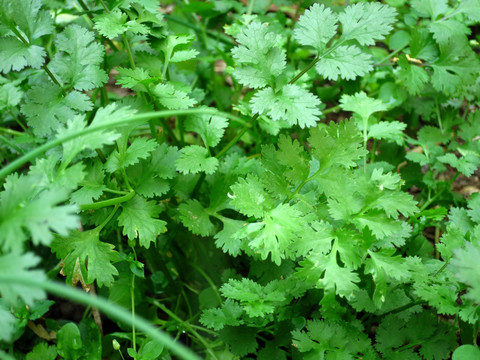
[288,56,320,85]
[418,172,460,212]
[0,127,24,136]
[0,276,201,360]
[0,108,232,179]
[131,272,137,357]
[376,44,408,65]
[215,114,259,159]
[0,135,24,154]
[97,204,120,231]
[152,300,218,359]
[98,0,110,12]
[79,191,135,211]
[122,33,136,70]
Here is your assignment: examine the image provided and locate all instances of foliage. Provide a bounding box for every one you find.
[1,0,480,359]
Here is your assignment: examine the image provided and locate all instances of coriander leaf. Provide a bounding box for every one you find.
[353,211,404,239]
[26,343,57,360]
[51,229,120,287]
[0,80,23,110]
[0,0,53,72]
[231,22,286,89]
[93,9,127,39]
[151,82,197,110]
[429,20,470,44]
[70,160,106,206]
[437,152,480,177]
[457,0,480,21]
[276,134,309,186]
[214,218,245,257]
[0,302,16,342]
[184,112,229,148]
[411,0,448,19]
[175,145,218,174]
[118,195,167,248]
[0,38,45,73]
[0,173,78,252]
[105,137,158,173]
[243,203,307,265]
[431,40,480,96]
[60,104,135,166]
[367,121,406,144]
[250,84,321,128]
[129,143,178,198]
[219,326,258,357]
[450,241,480,302]
[315,45,373,81]
[220,279,285,317]
[200,299,244,331]
[397,55,429,95]
[22,83,93,137]
[309,120,367,170]
[339,3,397,45]
[50,25,108,91]
[230,173,274,218]
[294,4,338,51]
[115,67,153,92]
[178,199,214,237]
[170,49,199,62]
[370,191,418,218]
[0,252,46,306]
[340,92,388,122]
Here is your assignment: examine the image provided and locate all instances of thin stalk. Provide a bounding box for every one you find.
[122,33,136,70]
[0,127,25,136]
[0,276,201,360]
[98,0,110,12]
[418,172,460,212]
[0,108,231,179]
[96,204,120,231]
[215,113,259,159]
[188,263,222,304]
[131,272,137,356]
[288,56,320,85]
[79,191,135,211]
[152,300,218,359]
[0,135,24,154]
[376,44,408,66]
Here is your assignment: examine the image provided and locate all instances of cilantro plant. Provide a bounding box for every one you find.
[1,0,480,359]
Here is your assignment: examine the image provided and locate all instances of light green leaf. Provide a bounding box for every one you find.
[175,145,218,174]
[294,3,338,51]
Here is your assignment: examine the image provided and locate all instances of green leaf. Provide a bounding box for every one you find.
[115,67,153,92]
[118,195,167,248]
[340,91,388,122]
[294,3,338,51]
[411,0,448,19]
[93,9,127,39]
[437,152,480,177]
[242,204,308,265]
[151,82,197,110]
[50,24,108,91]
[57,323,82,360]
[431,40,480,95]
[367,121,406,144]
[231,22,286,89]
[315,45,373,81]
[250,84,321,128]
[0,302,16,342]
[214,218,245,257]
[129,143,178,198]
[51,228,120,287]
[230,173,274,218]
[452,345,480,360]
[450,241,480,302]
[26,342,57,360]
[200,299,243,331]
[353,211,404,239]
[22,83,93,137]
[219,325,258,357]
[178,199,214,237]
[105,137,158,173]
[292,320,373,359]
[184,112,229,148]
[58,104,135,165]
[0,0,53,72]
[397,55,429,95]
[0,252,46,306]
[0,173,78,252]
[175,145,218,174]
[339,3,397,45]
[309,120,367,170]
